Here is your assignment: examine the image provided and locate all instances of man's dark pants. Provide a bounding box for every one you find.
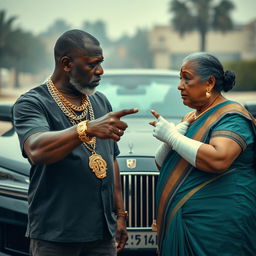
[30,238,117,256]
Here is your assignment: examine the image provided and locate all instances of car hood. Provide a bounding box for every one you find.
[117,117,180,156]
[0,132,30,175]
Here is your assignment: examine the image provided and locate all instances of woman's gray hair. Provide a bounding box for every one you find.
[183,52,235,92]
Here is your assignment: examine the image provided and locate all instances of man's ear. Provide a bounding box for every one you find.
[61,56,73,72]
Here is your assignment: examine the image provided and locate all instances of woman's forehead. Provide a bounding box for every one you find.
[181,60,197,73]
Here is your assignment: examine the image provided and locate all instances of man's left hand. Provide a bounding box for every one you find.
[116,217,128,253]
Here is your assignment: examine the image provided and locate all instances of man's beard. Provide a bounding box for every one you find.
[70,78,96,96]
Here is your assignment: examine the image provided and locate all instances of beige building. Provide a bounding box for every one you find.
[149,19,256,69]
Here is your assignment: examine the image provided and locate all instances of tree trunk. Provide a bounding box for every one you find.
[14,68,20,88]
[200,30,207,52]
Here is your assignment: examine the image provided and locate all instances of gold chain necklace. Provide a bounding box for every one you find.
[48,79,88,111]
[47,80,88,121]
[46,78,107,179]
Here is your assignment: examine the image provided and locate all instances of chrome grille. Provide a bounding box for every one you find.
[121,172,159,228]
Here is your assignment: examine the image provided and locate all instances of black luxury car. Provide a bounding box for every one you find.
[0,69,255,256]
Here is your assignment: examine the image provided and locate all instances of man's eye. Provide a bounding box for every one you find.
[88,61,103,69]
[88,63,97,68]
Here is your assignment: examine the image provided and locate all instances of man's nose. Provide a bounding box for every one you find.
[95,64,104,75]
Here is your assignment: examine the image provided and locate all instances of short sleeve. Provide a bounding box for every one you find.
[210,113,255,151]
[13,98,50,156]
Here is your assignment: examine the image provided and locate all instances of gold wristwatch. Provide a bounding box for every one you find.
[77,120,94,145]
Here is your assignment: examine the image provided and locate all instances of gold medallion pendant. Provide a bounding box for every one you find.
[47,78,108,179]
[89,153,107,179]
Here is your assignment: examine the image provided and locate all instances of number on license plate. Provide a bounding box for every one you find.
[125,231,157,249]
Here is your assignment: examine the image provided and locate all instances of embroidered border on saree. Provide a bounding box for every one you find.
[211,130,247,150]
[156,101,256,251]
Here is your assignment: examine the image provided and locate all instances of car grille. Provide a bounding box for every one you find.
[120,172,159,228]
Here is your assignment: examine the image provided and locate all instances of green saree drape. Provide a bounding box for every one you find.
[156,101,256,256]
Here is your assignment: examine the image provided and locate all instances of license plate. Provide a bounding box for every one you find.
[125,231,157,249]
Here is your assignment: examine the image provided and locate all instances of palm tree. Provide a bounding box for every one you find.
[0,10,17,91]
[0,10,17,61]
[169,0,235,51]
[6,29,49,88]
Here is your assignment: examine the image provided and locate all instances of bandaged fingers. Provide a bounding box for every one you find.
[152,116,176,143]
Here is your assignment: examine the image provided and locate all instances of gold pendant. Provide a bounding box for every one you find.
[89,153,107,179]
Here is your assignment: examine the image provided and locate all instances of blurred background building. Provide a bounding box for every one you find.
[0,0,256,93]
[149,20,256,69]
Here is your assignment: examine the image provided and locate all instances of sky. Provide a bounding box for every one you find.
[1,0,256,40]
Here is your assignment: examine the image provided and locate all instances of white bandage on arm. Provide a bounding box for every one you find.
[155,143,171,167]
[176,121,190,135]
[171,132,203,166]
[153,117,203,167]
[155,121,190,167]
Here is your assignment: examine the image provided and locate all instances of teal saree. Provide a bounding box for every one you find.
[156,101,256,256]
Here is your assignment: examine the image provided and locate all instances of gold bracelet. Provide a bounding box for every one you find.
[77,120,94,145]
[116,210,128,219]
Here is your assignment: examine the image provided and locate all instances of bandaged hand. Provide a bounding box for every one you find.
[153,121,190,167]
[153,116,178,144]
[176,121,190,135]
[150,110,203,167]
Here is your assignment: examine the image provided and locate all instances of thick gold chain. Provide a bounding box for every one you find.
[46,78,96,151]
[47,78,88,111]
[46,79,88,121]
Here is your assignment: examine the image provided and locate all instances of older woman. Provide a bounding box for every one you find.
[150,52,256,256]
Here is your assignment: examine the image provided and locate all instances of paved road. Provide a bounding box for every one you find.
[120,250,157,256]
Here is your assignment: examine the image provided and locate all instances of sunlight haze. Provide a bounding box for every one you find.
[1,0,256,39]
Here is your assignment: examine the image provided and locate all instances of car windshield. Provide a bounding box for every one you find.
[98,74,191,118]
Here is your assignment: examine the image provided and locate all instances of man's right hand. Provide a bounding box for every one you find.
[87,108,139,141]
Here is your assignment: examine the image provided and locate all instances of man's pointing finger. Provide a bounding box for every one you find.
[113,108,139,118]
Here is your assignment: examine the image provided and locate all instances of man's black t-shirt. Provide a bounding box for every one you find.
[13,84,120,242]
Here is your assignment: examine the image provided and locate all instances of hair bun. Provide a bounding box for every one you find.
[223,70,236,92]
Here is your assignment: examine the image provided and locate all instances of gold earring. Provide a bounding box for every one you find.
[206,90,211,98]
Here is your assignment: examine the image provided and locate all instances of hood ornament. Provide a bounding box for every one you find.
[126,142,136,168]
[128,142,134,154]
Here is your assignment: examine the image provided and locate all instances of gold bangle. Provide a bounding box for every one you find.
[77,120,94,145]
[116,210,128,219]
